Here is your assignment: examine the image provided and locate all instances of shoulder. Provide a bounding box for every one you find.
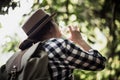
[46,38,69,43]
[43,38,72,48]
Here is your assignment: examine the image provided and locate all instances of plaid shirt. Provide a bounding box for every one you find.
[43,38,106,80]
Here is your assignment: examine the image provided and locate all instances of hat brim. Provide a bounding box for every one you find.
[28,12,56,39]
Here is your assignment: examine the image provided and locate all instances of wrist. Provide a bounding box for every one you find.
[76,39,92,51]
[72,37,83,43]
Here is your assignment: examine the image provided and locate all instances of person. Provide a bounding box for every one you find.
[19,9,106,80]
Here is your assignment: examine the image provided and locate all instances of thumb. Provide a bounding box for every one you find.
[68,26,72,31]
[68,26,73,34]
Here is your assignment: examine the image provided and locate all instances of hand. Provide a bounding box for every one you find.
[68,26,83,43]
[68,26,92,51]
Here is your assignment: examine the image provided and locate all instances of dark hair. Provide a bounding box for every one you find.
[33,21,53,41]
[19,21,53,50]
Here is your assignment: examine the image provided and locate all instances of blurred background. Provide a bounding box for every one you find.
[0,0,120,80]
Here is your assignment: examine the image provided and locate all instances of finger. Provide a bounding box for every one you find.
[74,26,80,31]
[68,26,72,32]
[74,26,77,29]
[69,26,76,31]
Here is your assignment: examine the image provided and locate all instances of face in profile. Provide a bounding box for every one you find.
[51,21,62,38]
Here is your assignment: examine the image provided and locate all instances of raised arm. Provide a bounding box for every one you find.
[64,26,106,70]
[68,26,91,52]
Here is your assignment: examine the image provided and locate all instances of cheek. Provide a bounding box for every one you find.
[52,22,62,37]
[57,28,62,37]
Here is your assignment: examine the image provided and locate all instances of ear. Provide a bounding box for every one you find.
[50,25,55,33]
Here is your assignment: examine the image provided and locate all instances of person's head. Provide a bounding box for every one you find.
[19,9,61,50]
[33,20,62,41]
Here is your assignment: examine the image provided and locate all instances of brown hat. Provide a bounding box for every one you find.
[22,9,56,39]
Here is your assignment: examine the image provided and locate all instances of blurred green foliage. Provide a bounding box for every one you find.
[1,34,20,53]
[0,0,120,80]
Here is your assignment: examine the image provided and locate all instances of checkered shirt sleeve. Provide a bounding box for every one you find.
[43,38,106,80]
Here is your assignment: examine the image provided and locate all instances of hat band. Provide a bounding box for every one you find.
[27,14,49,35]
